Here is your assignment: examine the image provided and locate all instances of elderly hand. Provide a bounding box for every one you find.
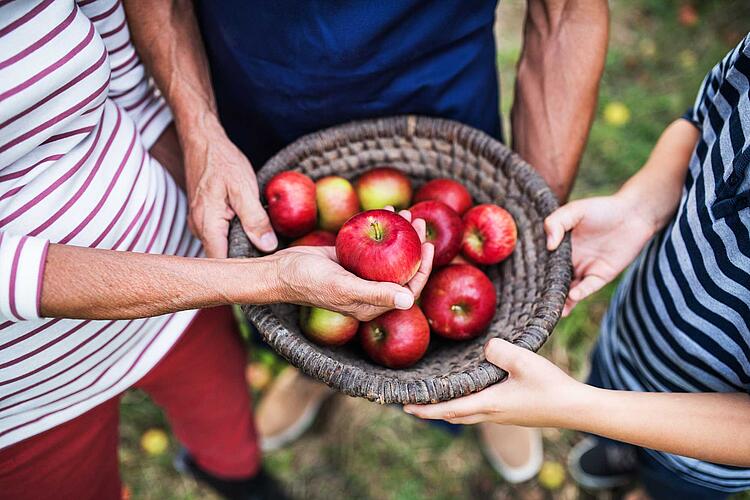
[404,338,586,427]
[268,210,434,321]
[183,119,278,258]
[544,193,657,316]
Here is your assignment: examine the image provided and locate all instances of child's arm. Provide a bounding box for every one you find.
[405,339,750,467]
[544,119,699,314]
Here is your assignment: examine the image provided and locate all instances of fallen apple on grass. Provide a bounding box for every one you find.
[360,306,430,368]
[300,306,359,346]
[461,204,517,265]
[289,230,337,247]
[316,175,360,231]
[408,200,462,267]
[413,178,473,215]
[355,167,412,210]
[335,209,422,285]
[265,171,317,238]
[421,264,497,341]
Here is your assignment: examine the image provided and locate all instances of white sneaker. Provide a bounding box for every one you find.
[478,423,544,484]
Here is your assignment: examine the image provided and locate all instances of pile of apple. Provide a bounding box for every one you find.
[265,167,517,369]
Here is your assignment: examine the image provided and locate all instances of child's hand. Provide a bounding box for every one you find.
[404,339,585,427]
[545,193,657,315]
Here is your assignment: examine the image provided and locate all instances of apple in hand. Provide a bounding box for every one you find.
[265,171,317,238]
[421,264,497,340]
[355,167,412,210]
[414,178,472,215]
[300,306,359,346]
[360,306,430,368]
[316,176,360,231]
[335,209,421,285]
[461,204,517,265]
[408,201,462,267]
[289,230,337,247]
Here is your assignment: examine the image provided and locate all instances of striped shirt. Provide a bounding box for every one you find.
[597,33,750,492]
[0,0,200,449]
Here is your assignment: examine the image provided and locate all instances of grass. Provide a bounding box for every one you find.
[119,1,750,498]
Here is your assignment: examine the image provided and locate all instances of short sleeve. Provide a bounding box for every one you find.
[682,34,749,130]
[77,0,172,148]
[0,232,49,322]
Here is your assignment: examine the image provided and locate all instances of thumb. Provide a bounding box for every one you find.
[357,280,414,310]
[544,202,584,251]
[483,338,532,373]
[231,187,278,253]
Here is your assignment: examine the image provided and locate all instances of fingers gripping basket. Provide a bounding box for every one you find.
[228,116,571,404]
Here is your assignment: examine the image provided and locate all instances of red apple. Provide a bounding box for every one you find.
[265,171,317,238]
[335,209,421,285]
[300,307,359,346]
[355,167,412,210]
[316,176,360,231]
[408,200,462,267]
[289,230,337,247]
[421,264,497,341]
[461,204,517,265]
[414,178,472,215]
[360,306,430,368]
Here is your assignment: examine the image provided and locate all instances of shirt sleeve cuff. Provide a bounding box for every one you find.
[0,233,49,322]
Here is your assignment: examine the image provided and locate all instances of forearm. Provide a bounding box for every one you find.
[559,385,750,466]
[40,244,277,319]
[616,119,699,231]
[512,0,608,201]
[123,0,221,144]
[149,123,186,190]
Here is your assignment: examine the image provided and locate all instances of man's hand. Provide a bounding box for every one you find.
[183,118,278,257]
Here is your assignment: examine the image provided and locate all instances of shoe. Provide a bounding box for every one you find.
[256,367,333,451]
[478,423,543,483]
[568,436,637,490]
[174,448,289,500]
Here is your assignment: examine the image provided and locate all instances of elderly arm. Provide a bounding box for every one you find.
[512,0,609,200]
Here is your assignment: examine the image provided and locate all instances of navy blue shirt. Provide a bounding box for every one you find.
[195,0,500,166]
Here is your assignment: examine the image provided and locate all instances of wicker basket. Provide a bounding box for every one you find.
[228,115,571,404]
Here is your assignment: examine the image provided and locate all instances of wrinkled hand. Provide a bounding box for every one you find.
[270,210,434,321]
[544,194,657,315]
[183,121,277,258]
[404,339,583,427]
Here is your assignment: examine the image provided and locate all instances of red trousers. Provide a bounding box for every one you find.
[0,307,260,500]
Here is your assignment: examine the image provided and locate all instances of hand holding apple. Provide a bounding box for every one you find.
[268,243,432,321]
[336,209,423,285]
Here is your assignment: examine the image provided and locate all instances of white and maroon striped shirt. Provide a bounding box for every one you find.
[0,0,201,448]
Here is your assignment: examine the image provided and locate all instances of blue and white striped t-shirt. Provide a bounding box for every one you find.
[596,33,750,492]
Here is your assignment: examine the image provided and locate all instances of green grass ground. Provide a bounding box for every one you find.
[119,1,750,498]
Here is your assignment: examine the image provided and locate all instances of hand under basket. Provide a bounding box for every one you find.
[228,115,571,404]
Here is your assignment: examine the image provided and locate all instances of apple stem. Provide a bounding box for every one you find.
[372,326,385,342]
[370,221,384,241]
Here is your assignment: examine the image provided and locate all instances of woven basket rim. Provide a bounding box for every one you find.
[229,115,571,404]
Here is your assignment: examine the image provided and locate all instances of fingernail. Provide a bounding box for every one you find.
[403,407,414,414]
[395,292,413,309]
[259,232,278,251]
